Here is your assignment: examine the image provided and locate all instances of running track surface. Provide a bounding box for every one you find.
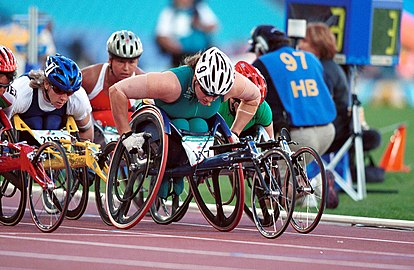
[1,201,413,270]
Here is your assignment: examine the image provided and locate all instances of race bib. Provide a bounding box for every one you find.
[33,130,72,144]
[181,135,215,166]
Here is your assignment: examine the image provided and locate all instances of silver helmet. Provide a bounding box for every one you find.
[107,30,143,58]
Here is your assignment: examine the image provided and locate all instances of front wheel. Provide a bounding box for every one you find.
[290,147,327,234]
[251,148,296,239]
[29,141,72,233]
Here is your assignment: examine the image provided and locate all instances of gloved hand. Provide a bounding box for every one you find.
[121,132,147,154]
[230,131,239,143]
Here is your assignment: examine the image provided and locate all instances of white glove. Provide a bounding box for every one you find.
[230,131,240,143]
[122,132,146,154]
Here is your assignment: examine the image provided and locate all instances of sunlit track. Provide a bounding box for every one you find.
[3,220,414,260]
[2,197,414,269]
[0,235,413,270]
[12,215,414,247]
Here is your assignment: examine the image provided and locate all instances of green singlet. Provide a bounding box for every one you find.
[218,99,273,133]
[154,65,223,133]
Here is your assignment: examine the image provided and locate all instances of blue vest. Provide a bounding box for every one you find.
[260,47,336,126]
[19,87,67,130]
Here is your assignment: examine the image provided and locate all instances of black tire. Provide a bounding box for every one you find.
[251,148,296,239]
[106,107,167,229]
[65,132,89,220]
[150,177,192,225]
[290,146,327,234]
[95,141,116,226]
[0,128,27,226]
[188,129,244,232]
[29,141,72,232]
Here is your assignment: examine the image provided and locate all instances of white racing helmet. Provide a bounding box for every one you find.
[195,47,235,96]
[107,30,143,58]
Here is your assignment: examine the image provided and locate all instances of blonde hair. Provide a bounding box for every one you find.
[306,22,337,60]
[183,51,202,69]
[28,69,46,90]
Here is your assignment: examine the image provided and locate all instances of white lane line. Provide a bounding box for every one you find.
[0,237,412,270]
[0,250,237,270]
[8,221,414,258]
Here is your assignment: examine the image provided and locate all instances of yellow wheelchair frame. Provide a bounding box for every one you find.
[13,115,111,224]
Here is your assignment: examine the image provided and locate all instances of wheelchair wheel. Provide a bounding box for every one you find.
[65,133,89,220]
[242,167,257,223]
[0,129,27,226]
[243,125,271,224]
[29,141,72,232]
[188,131,244,232]
[95,141,116,226]
[251,148,296,239]
[290,146,327,234]
[150,176,192,225]
[106,107,167,229]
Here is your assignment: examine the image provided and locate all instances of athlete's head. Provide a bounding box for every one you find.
[106,30,143,80]
[42,54,82,108]
[0,46,18,93]
[107,30,143,59]
[195,47,235,96]
[235,61,266,104]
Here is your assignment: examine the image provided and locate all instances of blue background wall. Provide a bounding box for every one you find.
[0,0,284,70]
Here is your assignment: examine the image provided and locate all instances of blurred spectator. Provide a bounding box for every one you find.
[299,22,382,198]
[298,22,350,153]
[155,0,219,67]
[0,14,56,75]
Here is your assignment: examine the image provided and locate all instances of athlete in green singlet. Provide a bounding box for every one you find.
[109,47,261,200]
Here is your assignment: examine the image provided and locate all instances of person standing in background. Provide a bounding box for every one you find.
[249,25,336,155]
[155,0,219,67]
[298,22,349,208]
[298,22,350,154]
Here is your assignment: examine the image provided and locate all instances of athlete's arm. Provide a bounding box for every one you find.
[109,71,181,134]
[76,113,94,141]
[224,72,261,135]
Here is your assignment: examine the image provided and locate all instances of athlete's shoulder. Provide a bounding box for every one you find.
[81,63,105,93]
[134,66,145,75]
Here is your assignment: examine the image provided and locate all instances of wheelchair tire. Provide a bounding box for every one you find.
[188,129,245,232]
[65,132,89,220]
[106,107,168,229]
[29,141,72,232]
[150,176,192,225]
[290,146,327,234]
[0,129,27,226]
[95,141,116,226]
[251,148,296,239]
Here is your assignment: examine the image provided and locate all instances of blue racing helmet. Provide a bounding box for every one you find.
[44,54,82,93]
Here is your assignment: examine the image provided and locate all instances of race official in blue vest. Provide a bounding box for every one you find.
[249,25,336,155]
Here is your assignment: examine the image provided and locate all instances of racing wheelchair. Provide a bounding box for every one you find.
[105,105,299,237]
[1,110,72,232]
[12,114,114,225]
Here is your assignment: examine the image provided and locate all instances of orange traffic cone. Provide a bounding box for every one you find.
[379,124,410,172]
